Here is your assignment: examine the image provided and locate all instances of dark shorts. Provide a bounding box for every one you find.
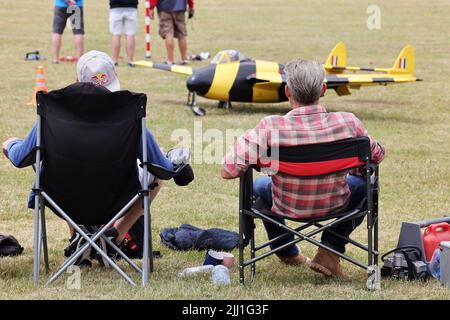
[53,6,85,35]
[158,11,187,39]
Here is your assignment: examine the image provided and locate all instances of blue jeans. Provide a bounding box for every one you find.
[253,175,366,257]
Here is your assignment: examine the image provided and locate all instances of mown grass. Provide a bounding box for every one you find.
[0,0,449,299]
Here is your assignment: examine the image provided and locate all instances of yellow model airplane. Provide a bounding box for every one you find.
[134,42,421,116]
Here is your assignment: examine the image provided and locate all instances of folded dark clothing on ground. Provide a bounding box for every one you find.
[0,234,24,257]
[160,224,239,251]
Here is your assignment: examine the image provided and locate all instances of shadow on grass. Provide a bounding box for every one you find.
[156,97,424,125]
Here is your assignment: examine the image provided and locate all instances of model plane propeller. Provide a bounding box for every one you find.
[134,42,421,116]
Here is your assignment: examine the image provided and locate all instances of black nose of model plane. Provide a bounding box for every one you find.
[186,67,214,95]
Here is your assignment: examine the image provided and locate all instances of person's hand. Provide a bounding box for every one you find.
[2,137,20,158]
[188,8,195,19]
[149,9,155,20]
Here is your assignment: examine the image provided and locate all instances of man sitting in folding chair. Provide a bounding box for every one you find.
[221,59,384,279]
[2,51,193,284]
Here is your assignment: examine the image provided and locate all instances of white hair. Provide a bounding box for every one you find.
[284,59,325,105]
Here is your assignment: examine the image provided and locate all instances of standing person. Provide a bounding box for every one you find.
[52,0,85,64]
[109,0,139,67]
[149,0,195,65]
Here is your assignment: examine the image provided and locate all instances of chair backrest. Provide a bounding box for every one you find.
[257,137,371,177]
[36,83,147,225]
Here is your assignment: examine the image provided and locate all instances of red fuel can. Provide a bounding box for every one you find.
[423,223,450,261]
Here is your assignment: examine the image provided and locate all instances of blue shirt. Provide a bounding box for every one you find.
[7,125,172,170]
[55,0,83,8]
[7,123,173,208]
[157,0,187,12]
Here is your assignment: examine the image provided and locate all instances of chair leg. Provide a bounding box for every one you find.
[142,194,151,286]
[149,211,154,273]
[46,225,136,286]
[94,231,142,273]
[250,218,256,282]
[366,211,381,290]
[367,213,373,267]
[374,214,379,267]
[40,199,50,273]
[33,195,41,286]
[239,209,245,285]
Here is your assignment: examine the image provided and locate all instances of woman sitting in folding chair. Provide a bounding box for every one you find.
[2,51,194,269]
[221,59,385,279]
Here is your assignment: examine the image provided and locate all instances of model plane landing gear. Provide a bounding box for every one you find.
[218,101,232,109]
[186,91,205,116]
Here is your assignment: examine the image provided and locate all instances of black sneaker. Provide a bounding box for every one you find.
[92,227,121,266]
[64,226,93,267]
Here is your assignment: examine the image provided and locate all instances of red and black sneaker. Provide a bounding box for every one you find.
[91,227,121,267]
[64,226,93,267]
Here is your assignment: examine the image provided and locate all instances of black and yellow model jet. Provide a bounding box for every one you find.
[134,42,420,116]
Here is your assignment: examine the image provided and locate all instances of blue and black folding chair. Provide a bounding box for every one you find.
[238,137,380,289]
[32,83,188,286]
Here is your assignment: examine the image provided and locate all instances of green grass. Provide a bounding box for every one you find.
[1,0,450,299]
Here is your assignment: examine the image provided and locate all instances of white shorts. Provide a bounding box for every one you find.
[109,8,138,36]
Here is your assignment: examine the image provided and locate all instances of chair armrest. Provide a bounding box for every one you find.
[146,163,179,180]
[145,147,194,185]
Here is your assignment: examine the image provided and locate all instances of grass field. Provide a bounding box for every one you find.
[1,0,450,300]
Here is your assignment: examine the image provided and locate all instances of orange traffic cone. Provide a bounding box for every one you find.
[28,66,48,106]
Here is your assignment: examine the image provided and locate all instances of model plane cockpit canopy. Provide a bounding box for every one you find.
[211,50,249,64]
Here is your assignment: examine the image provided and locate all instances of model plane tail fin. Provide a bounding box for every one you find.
[388,45,415,75]
[325,43,416,77]
[324,42,347,73]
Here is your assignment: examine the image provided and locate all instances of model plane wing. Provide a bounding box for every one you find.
[133,60,193,76]
[326,74,420,96]
[323,42,421,96]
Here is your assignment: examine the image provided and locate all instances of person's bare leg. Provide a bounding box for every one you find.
[149,179,162,201]
[178,36,187,61]
[74,34,84,58]
[125,35,135,64]
[114,180,162,243]
[114,199,143,243]
[165,35,175,63]
[112,34,121,64]
[68,224,74,237]
[52,33,63,62]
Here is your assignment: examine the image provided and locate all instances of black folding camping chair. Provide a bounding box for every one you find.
[32,85,187,286]
[238,137,380,290]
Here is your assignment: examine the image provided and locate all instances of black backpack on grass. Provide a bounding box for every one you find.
[0,235,24,257]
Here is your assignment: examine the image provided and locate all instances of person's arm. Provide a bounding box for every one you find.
[353,117,385,164]
[2,124,39,168]
[221,119,268,179]
[149,0,158,19]
[187,0,194,18]
[138,129,174,171]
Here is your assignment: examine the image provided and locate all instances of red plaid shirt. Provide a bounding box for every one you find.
[222,105,385,219]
